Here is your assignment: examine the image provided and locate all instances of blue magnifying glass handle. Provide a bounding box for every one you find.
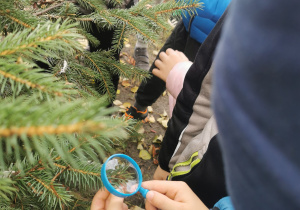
[139,187,149,198]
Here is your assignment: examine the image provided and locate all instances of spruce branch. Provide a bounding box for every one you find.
[34,1,75,16]
[81,52,116,101]
[0,11,34,29]
[0,177,16,201]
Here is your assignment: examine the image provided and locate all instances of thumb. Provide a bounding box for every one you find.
[146,190,179,210]
[106,194,126,210]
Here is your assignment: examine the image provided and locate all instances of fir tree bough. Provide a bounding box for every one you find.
[0,0,201,208]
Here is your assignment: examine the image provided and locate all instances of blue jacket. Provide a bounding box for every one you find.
[182,0,231,43]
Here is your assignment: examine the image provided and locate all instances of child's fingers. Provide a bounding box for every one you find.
[106,194,126,210]
[166,48,175,55]
[145,198,158,210]
[159,51,168,61]
[154,59,163,69]
[91,188,110,210]
[146,190,180,210]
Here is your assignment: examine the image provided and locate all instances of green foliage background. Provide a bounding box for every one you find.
[0,0,200,208]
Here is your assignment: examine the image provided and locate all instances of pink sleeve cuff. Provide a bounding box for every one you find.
[166,61,193,99]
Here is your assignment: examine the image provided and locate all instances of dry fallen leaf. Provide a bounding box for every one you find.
[131,86,138,93]
[116,89,120,94]
[119,108,126,113]
[153,50,159,55]
[160,110,168,117]
[125,43,131,48]
[137,142,144,150]
[139,149,151,160]
[148,106,153,113]
[122,80,131,87]
[162,90,167,96]
[148,144,153,154]
[137,127,145,134]
[113,100,123,106]
[119,105,125,109]
[149,115,156,123]
[162,119,168,128]
[123,102,131,108]
[152,134,163,143]
[157,117,164,123]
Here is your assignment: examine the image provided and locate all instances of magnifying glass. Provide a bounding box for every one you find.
[101,154,149,198]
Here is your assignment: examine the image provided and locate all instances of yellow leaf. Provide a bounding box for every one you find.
[152,134,163,143]
[123,102,131,108]
[131,86,138,93]
[162,119,168,128]
[139,150,151,160]
[157,117,164,123]
[124,38,129,44]
[162,91,167,96]
[160,110,168,117]
[157,134,163,141]
[113,100,122,106]
[116,89,120,94]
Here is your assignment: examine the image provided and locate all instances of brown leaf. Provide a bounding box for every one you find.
[122,80,131,87]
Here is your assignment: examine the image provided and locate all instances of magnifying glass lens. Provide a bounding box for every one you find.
[105,157,139,194]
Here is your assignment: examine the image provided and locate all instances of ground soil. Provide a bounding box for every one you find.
[113,32,170,209]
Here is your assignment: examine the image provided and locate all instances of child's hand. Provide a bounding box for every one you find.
[91,188,128,210]
[143,180,209,210]
[153,165,170,180]
[153,48,189,82]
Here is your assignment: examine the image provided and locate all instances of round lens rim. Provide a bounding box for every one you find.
[101,154,143,198]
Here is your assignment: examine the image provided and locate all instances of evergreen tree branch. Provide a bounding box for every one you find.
[81,52,115,100]
[34,2,74,16]
[54,163,100,177]
[0,178,16,201]
[0,68,63,97]
[0,11,34,29]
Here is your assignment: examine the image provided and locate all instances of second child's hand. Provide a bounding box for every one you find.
[153,48,189,82]
[143,180,209,210]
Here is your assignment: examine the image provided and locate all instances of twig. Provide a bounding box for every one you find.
[34,1,74,16]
